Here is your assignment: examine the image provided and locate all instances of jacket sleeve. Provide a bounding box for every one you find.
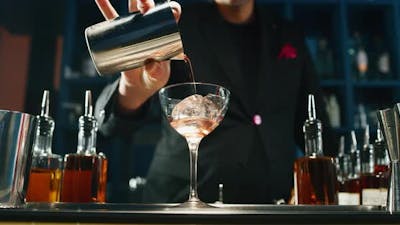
[293,35,339,157]
[94,78,157,137]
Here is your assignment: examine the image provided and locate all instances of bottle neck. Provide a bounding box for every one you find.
[336,154,350,182]
[349,149,361,178]
[32,116,54,155]
[303,119,324,157]
[77,116,97,155]
[361,144,375,174]
[374,140,389,166]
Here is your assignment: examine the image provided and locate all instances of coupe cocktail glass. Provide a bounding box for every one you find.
[159,82,230,208]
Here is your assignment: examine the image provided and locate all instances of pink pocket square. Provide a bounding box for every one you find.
[278,43,297,60]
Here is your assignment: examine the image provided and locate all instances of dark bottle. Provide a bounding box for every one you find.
[294,94,338,205]
[60,91,108,203]
[341,130,361,205]
[26,90,63,202]
[360,125,385,206]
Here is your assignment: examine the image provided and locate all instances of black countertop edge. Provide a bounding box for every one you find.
[0,204,399,224]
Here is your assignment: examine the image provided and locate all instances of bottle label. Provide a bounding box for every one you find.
[362,188,387,206]
[338,192,360,205]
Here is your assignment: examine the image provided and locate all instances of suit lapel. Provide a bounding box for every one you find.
[255,6,276,109]
[197,4,252,114]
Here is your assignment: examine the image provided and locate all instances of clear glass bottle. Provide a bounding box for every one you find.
[60,90,108,203]
[336,136,348,187]
[294,94,338,205]
[341,130,361,205]
[374,125,390,175]
[336,135,355,205]
[372,125,390,206]
[360,125,384,206]
[26,90,63,202]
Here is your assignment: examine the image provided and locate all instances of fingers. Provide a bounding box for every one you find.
[143,60,170,82]
[137,0,155,14]
[128,0,181,22]
[169,1,181,22]
[144,60,165,79]
[128,0,138,13]
[95,0,119,20]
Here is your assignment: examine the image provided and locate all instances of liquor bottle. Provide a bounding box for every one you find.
[360,125,383,206]
[314,37,335,79]
[374,125,390,175]
[371,35,391,80]
[26,90,63,202]
[60,91,108,203]
[353,32,369,80]
[336,136,353,205]
[336,136,348,184]
[373,125,390,206]
[294,94,338,205]
[341,131,361,205]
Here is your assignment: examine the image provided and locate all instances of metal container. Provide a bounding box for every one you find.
[378,107,400,213]
[85,2,184,76]
[0,110,35,207]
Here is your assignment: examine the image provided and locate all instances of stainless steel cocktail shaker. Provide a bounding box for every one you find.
[0,110,35,207]
[85,2,183,76]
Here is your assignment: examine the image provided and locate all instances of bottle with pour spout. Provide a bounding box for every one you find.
[60,90,108,203]
[26,90,63,202]
[360,125,388,206]
[341,130,362,205]
[293,94,338,205]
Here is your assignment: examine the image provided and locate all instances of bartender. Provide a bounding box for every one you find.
[94,0,337,203]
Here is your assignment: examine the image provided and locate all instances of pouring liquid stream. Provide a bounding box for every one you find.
[183,54,197,93]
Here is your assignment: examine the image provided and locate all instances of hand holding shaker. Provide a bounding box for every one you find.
[85,1,183,76]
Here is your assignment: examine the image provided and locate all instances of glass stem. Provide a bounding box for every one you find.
[187,139,200,202]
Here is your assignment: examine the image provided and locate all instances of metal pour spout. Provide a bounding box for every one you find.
[308,94,316,121]
[84,90,93,117]
[40,90,50,117]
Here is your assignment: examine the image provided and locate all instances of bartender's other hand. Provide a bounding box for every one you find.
[95,0,181,113]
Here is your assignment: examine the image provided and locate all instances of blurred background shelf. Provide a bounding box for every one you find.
[352,80,400,87]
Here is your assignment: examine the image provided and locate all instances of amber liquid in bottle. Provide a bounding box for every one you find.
[26,167,62,202]
[343,178,361,193]
[294,157,338,204]
[61,154,107,202]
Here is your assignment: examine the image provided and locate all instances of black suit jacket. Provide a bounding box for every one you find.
[95,1,337,203]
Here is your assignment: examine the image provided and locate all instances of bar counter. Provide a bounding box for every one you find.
[0,203,399,224]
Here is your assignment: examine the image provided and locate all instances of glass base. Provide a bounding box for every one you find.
[174,199,215,209]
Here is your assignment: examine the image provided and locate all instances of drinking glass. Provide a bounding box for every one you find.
[159,82,230,208]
